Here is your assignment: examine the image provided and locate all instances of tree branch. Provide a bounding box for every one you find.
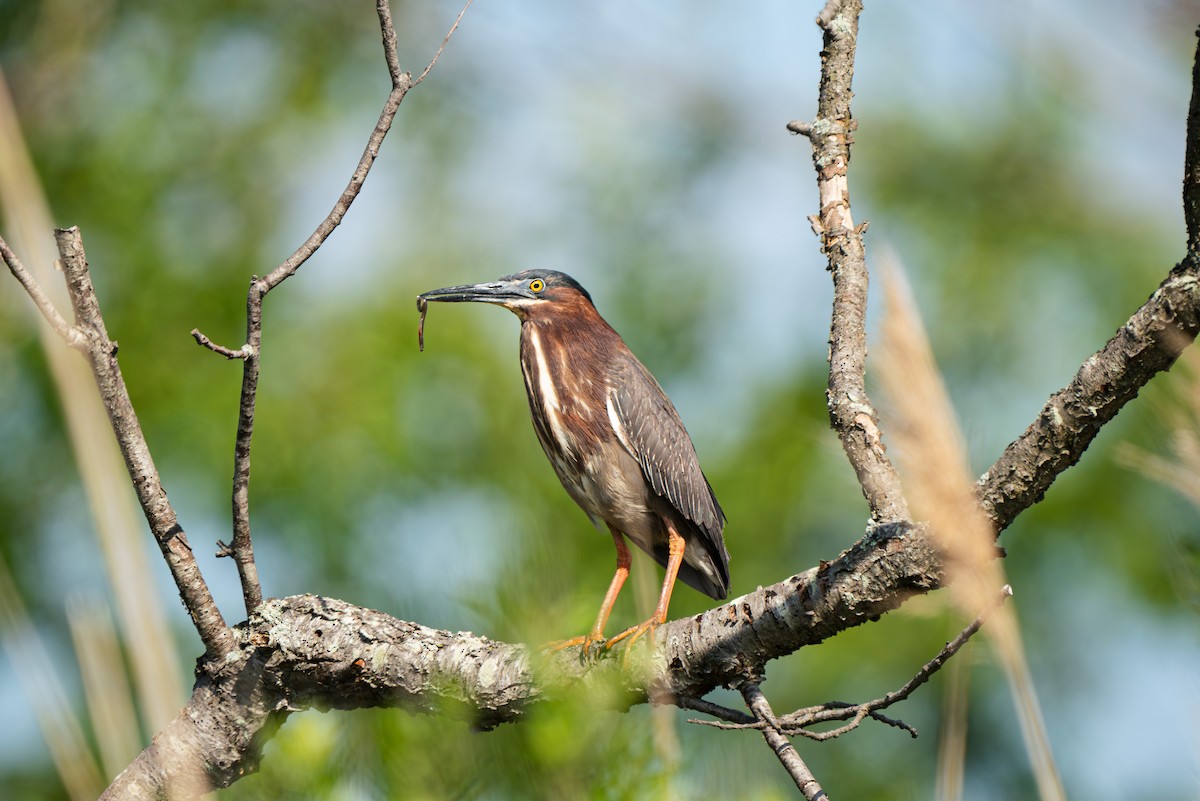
[1184,26,1200,257]
[742,683,827,800]
[807,0,911,525]
[191,0,471,617]
[0,236,84,347]
[0,229,235,657]
[97,520,944,799]
[976,265,1199,532]
[90,206,1200,797]
[53,228,236,657]
[97,595,544,800]
[977,30,1200,530]
[776,585,1006,738]
[688,586,1008,742]
[411,0,474,88]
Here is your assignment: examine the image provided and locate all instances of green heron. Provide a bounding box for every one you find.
[418,270,729,652]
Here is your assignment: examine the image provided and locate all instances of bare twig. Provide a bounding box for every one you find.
[742,682,827,800]
[0,237,82,347]
[687,586,1011,745]
[54,228,234,656]
[806,0,910,525]
[776,585,1010,737]
[677,695,757,726]
[412,0,475,88]
[190,328,248,360]
[212,276,264,614]
[192,0,472,616]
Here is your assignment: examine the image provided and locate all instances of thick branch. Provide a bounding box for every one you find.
[979,31,1200,531]
[977,263,1200,532]
[101,521,943,799]
[98,595,547,800]
[808,0,910,524]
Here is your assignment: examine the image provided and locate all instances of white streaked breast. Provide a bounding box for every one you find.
[528,327,573,458]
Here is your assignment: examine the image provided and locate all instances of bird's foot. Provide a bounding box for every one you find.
[605,618,659,653]
[541,632,608,658]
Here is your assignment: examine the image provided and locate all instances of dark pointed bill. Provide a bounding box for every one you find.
[416,279,538,351]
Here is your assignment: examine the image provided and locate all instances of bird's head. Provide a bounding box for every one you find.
[417,269,594,321]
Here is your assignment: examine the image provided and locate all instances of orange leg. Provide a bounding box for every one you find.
[549,526,631,655]
[607,522,685,651]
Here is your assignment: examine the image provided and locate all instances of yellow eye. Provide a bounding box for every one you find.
[529,279,545,293]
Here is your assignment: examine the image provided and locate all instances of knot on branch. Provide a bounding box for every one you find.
[788,120,814,137]
[816,0,850,31]
[808,117,850,141]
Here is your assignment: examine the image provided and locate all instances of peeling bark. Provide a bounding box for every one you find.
[100,523,940,799]
[978,264,1200,531]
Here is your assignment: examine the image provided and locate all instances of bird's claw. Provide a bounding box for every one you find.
[543,617,663,664]
[541,632,608,659]
[605,619,659,653]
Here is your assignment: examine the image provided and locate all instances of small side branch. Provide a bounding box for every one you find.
[689,586,1011,747]
[805,0,910,525]
[192,0,472,617]
[742,683,828,800]
[54,228,234,657]
[412,0,474,88]
[777,585,1008,738]
[0,237,83,347]
[190,329,249,360]
[786,120,813,137]
[676,696,756,726]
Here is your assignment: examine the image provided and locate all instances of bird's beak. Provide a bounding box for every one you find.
[416,278,535,351]
[417,279,533,306]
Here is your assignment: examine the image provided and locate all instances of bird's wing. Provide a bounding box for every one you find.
[607,356,727,542]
